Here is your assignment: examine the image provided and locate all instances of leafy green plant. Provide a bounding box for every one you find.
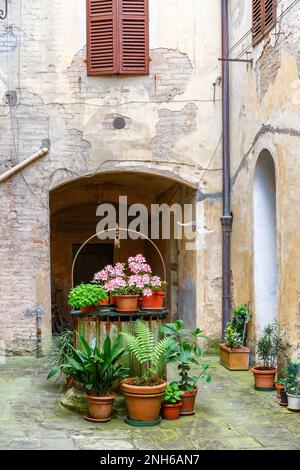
[47,330,74,381]
[224,325,243,349]
[61,334,129,396]
[163,382,184,404]
[256,322,285,369]
[224,304,251,348]
[231,304,251,336]
[121,320,173,386]
[285,362,300,396]
[162,320,211,391]
[68,283,108,309]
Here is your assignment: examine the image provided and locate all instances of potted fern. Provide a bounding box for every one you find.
[120,320,173,425]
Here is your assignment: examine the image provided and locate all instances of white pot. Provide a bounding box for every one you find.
[287,393,300,411]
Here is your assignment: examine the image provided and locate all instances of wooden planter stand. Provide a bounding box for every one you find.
[220,343,250,371]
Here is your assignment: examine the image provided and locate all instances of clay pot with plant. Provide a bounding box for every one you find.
[285,362,300,411]
[161,382,184,420]
[120,320,173,425]
[252,322,284,391]
[162,320,211,416]
[61,334,129,422]
[68,283,108,312]
[141,277,167,310]
[220,304,251,371]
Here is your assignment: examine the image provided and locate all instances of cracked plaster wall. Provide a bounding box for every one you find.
[0,0,223,354]
[229,0,300,356]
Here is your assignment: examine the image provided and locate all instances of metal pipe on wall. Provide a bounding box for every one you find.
[0,148,49,184]
[221,0,233,339]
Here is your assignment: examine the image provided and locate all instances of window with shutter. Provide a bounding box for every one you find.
[252,0,276,45]
[86,0,149,76]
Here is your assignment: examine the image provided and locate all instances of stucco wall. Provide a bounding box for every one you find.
[0,0,223,354]
[230,0,300,359]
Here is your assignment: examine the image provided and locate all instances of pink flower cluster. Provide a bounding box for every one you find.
[104,277,127,292]
[94,263,125,282]
[128,254,152,275]
[93,255,166,296]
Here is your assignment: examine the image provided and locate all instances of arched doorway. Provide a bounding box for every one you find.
[253,150,278,334]
[49,171,198,331]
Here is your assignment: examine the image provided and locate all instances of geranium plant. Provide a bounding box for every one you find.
[68,283,108,309]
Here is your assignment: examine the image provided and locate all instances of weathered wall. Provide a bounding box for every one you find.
[0,0,223,354]
[230,0,300,359]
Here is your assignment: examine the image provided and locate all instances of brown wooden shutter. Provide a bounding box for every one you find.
[252,0,276,45]
[119,0,149,74]
[87,0,118,75]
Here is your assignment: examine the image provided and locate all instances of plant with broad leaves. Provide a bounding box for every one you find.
[121,320,173,386]
[60,334,129,396]
[224,304,251,348]
[161,320,211,391]
[256,321,285,370]
[163,382,184,404]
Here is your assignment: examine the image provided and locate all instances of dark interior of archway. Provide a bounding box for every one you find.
[49,172,196,332]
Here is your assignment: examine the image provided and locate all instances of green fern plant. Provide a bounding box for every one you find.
[121,320,173,385]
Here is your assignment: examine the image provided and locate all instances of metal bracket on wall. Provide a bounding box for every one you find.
[0,0,8,20]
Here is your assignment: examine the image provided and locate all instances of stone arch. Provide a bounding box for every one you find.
[253,149,278,335]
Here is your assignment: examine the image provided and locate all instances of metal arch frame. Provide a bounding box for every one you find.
[71,227,167,288]
[0,0,8,20]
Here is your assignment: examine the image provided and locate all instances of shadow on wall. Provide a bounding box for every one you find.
[178,275,196,329]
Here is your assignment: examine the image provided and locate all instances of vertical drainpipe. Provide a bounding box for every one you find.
[221,0,233,339]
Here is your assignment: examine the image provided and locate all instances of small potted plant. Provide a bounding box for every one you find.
[120,320,173,425]
[162,320,211,415]
[141,276,167,310]
[252,322,284,391]
[161,382,184,420]
[220,304,251,371]
[68,283,108,312]
[61,334,129,422]
[286,362,300,411]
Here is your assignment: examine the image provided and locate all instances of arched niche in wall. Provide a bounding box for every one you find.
[253,150,278,334]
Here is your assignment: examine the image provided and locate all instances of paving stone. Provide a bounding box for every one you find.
[73,437,135,450]
[1,357,300,450]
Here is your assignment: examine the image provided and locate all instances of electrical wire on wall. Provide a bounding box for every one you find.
[224,0,299,62]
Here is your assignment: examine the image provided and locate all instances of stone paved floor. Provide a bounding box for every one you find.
[0,356,300,450]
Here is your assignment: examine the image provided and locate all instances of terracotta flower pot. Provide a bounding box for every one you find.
[120,378,167,422]
[141,291,165,310]
[99,298,109,305]
[84,392,116,423]
[109,293,116,306]
[220,343,250,371]
[252,367,277,390]
[115,295,139,313]
[161,402,182,420]
[279,388,288,406]
[80,305,97,313]
[180,388,198,415]
[275,383,285,399]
